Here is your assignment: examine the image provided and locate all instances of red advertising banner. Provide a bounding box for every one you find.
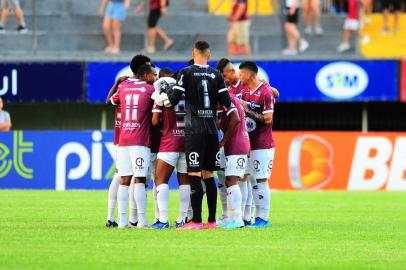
[270,132,406,191]
[401,60,406,102]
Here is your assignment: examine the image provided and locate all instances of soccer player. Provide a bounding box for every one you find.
[239,61,275,227]
[217,93,250,229]
[216,58,247,98]
[158,41,232,230]
[106,56,155,228]
[150,75,190,229]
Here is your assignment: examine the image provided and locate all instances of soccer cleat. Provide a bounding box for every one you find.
[248,217,271,228]
[105,220,118,228]
[221,220,245,229]
[137,222,149,229]
[128,221,138,228]
[176,221,204,230]
[17,25,27,33]
[175,220,186,228]
[243,219,252,226]
[150,221,170,229]
[216,214,228,227]
[203,222,217,229]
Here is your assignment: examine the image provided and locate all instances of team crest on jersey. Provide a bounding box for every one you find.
[246,117,257,132]
[139,87,146,93]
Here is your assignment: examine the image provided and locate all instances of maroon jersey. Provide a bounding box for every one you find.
[231,0,248,21]
[150,0,161,10]
[150,126,162,154]
[152,99,186,153]
[241,83,275,150]
[227,80,248,99]
[218,94,250,156]
[111,79,154,147]
[113,106,121,145]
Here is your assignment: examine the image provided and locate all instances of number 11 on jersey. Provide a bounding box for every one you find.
[124,94,140,121]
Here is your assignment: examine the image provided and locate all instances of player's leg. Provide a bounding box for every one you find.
[150,153,176,228]
[116,146,133,228]
[130,146,151,228]
[111,19,122,53]
[128,177,138,227]
[238,179,248,217]
[217,147,227,223]
[148,153,159,223]
[106,172,120,227]
[249,148,274,227]
[176,153,190,227]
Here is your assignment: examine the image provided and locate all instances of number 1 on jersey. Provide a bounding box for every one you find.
[124,94,140,121]
[202,80,210,109]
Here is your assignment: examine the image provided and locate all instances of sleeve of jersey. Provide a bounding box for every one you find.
[152,103,162,113]
[263,90,274,114]
[110,89,120,106]
[168,70,186,106]
[217,75,232,107]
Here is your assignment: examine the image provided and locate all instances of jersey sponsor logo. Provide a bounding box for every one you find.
[289,135,334,190]
[197,110,213,117]
[188,152,199,166]
[315,62,369,99]
[245,117,256,132]
[193,73,216,79]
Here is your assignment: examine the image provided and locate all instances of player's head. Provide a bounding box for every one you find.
[0,97,3,110]
[193,40,211,61]
[138,64,157,84]
[159,67,174,78]
[216,58,237,85]
[130,54,151,77]
[239,61,258,84]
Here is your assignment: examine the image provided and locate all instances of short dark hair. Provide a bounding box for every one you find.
[239,61,258,74]
[130,55,151,75]
[159,67,174,78]
[187,58,194,66]
[194,41,210,53]
[137,64,154,77]
[216,58,231,73]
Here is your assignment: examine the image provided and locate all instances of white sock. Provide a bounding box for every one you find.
[255,182,270,221]
[153,183,159,221]
[117,185,129,225]
[128,181,137,223]
[217,170,227,216]
[156,184,170,223]
[134,183,147,225]
[238,181,248,215]
[187,203,193,222]
[107,173,120,221]
[250,177,257,220]
[227,185,242,222]
[178,185,190,223]
[244,180,253,221]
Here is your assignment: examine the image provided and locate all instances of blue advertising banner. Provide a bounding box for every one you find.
[0,63,84,102]
[0,131,181,190]
[87,60,399,102]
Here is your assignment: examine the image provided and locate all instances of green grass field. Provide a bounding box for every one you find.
[1,191,406,269]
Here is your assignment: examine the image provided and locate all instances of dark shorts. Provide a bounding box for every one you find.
[382,0,401,11]
[185,134,220,172]
[148,8,161,28]
[285,7,299,24]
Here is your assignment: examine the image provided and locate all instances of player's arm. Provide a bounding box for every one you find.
[166,70,187,107]
[105,76,128,105]
[151,105,162,127]
[220,109,240,148]
[243,91,274,125]
[217,74,232,107]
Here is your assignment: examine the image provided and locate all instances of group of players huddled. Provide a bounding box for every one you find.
[105,40,278,230]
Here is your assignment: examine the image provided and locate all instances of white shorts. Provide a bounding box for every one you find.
[157,152,187,174]
[344,18,359,31]
[148,153,157,180]
[225,155,248,178]
[249,148,275,180]
[219,147,226,169]
[117,146,151,177]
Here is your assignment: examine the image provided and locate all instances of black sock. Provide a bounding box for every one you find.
[189,175,203,223]
[204,177,217,223]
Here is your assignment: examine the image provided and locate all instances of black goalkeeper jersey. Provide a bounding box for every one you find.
[168,64,231,135]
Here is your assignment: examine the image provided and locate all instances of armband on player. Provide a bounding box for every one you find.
[245,109,265,124]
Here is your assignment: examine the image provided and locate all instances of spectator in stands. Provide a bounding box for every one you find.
[0,0,27,33]
[302,0,323,35]
[381,0,401,34]
[99,0,131,54]
[283,0,309,55]
[0,97,12,131]
[227,0,251,56]
[135,0,174,54]
[337,0,360,52]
